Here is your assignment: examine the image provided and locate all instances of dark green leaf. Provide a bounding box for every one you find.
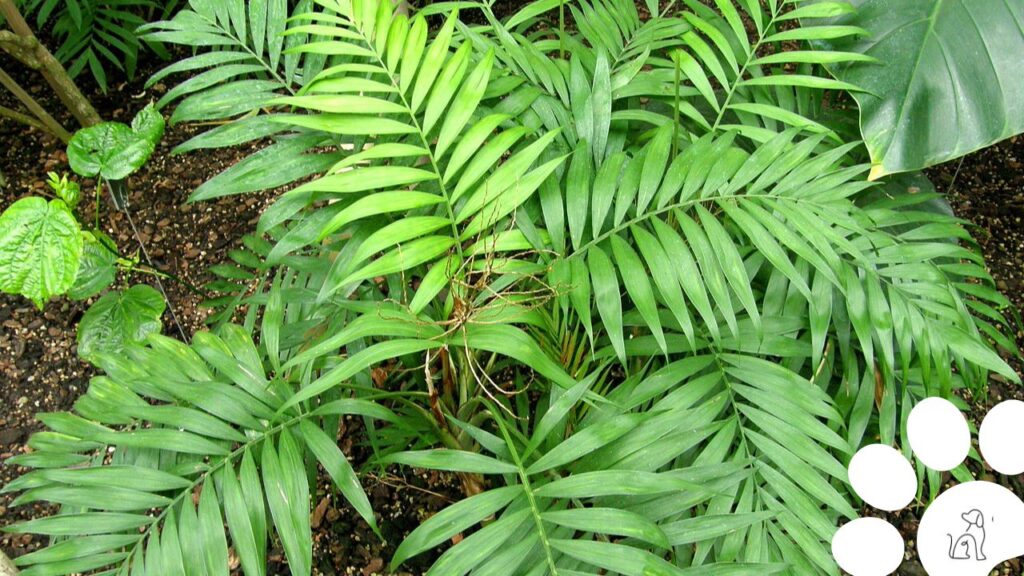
[77,285,165,361]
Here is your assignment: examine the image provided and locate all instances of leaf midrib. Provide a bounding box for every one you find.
[348,18,467,264]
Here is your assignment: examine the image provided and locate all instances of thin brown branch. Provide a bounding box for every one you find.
[0,102,45,130]
[0,0,100,127]
[0,66,72,142]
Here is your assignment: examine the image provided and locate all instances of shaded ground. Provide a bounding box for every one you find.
[0,53,272,557]
[1,20,1023,576]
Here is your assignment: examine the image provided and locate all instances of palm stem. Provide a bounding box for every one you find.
[0,0,100,127]
[710,2,785,133]
[0,66,71,142]
[492,407,560,575]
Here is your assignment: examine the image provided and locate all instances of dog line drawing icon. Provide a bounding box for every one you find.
[947,509,987,561]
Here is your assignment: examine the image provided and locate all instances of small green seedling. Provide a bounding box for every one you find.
[0,104,174,361]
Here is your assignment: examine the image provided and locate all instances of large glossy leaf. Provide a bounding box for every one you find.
[67,104,166,181]
[0,197,82,308]
[818,0,1024,178]
[77,284,165,361]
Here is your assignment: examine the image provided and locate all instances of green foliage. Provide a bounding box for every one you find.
[68,231,118,300]
[1,326,386,576]
[391,353,854,575]
[4,0,1021,575]
[137,0,341,198]
[0,104,170,368]
[640,0,866,144]
[13,0,168,92]
[76,283,165,360]
[815,0,1024,178]
[0,196,82,308]
[46,171,81,209]
[0,185,162,353]
[67,103,165,181]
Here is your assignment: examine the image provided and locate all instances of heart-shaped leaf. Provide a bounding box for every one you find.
[77,284,165,361]
[67,104,166,181]
[68,123,150,180]
[131,103,166,144]
[0,197,82,308]
[69,231,119,301]
[817,1,1024,178]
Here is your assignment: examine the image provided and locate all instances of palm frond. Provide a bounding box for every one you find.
[18,0,154,91]
[250,0,565,310]
[540,127,1015,390]
[138,0,339,200]
[2,325,394,576]
[648,0,871,143]
[8,2,1021,576]
[383,350,851,574]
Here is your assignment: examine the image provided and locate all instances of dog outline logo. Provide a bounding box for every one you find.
[948,509,987,561]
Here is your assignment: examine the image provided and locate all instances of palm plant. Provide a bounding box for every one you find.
[3,0,1018,574]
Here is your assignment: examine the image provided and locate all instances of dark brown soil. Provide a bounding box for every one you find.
[1,49,266,556]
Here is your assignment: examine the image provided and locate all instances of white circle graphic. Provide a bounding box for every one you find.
[979,399,1024,475]
[848,444,916,511]
[832,517,904,576]
[907,396,970,471]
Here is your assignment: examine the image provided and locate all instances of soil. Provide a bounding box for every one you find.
[1,12,1024,576]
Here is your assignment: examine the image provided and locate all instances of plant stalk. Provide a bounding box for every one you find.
[130,263,207,298]
[122,200,190,343]
[0,102,46,131]
[0,66,71,142]
[672,51,680,158]
[0,0,101,127]
[559,0,565,59]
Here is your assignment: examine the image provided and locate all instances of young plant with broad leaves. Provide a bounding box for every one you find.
[0,104,172,363]
[3,0,1020,574]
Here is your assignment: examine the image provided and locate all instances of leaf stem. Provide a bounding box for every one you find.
[491,406,560,575]
[559,0,565,59]
[710,2,786,133]
[190,11,296,96]
[94,180,100,230]
[350,23,466,266]
[672,51,680,158]
[119,412,309,571]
